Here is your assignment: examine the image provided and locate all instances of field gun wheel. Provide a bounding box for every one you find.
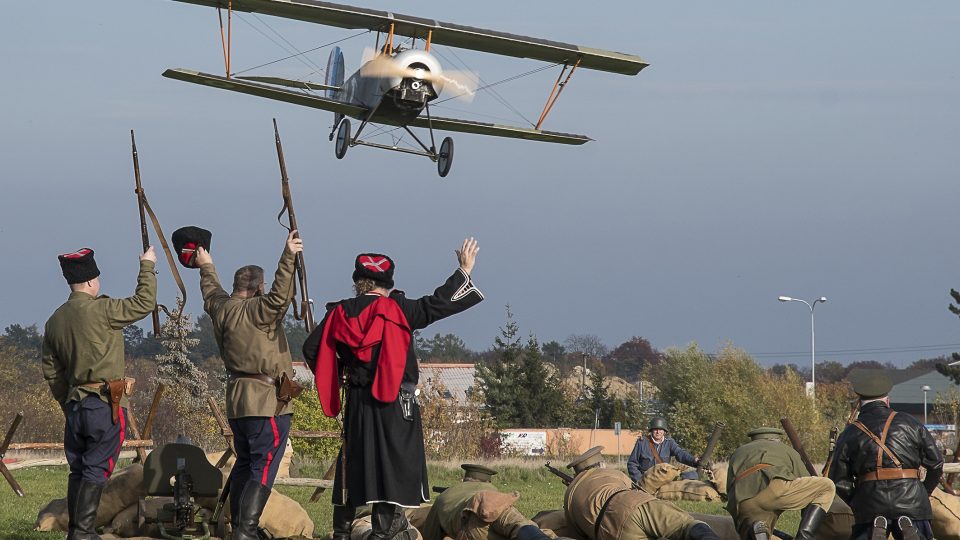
[335,119,351,159]
[437,137,454,177]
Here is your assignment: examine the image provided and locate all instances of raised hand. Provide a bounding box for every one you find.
[456,237,479,275]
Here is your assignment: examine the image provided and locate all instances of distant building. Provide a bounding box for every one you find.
[419,363,475,403]
[848,367,957,426]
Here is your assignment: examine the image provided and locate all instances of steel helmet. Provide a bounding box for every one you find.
[648,416,669,432]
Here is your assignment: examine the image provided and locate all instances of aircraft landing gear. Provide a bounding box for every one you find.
[437,137,454,178]
[335,119,351,159]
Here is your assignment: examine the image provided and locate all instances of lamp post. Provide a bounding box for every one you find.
[778,295,827,399]
[922,385,931,426]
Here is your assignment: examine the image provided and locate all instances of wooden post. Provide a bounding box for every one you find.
[0,413,25,497]
[141,382,166,440]
[207,396,235,468]
[124,407,149,463]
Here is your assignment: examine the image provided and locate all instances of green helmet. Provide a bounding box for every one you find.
[648,416,669,432]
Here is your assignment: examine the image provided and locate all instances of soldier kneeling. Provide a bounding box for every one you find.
[419,464,557,540]
[564,446,720,540]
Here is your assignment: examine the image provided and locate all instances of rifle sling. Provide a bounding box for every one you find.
[138,189,187,314]
[647,437,665,465]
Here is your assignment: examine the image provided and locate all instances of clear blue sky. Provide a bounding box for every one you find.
[2,1,959,367]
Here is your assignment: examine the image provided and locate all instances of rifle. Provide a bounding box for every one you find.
[131,131,161,336]
[780,417,819,477]
[545,462,574,485]
[273,119,315,332]
[697,422,724,482]
[821,426,840,477]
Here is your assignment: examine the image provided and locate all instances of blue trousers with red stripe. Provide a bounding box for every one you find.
[64,395,126,486]
[228,414,291,516]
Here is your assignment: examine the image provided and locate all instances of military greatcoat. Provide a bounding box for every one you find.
[420,481,541,540]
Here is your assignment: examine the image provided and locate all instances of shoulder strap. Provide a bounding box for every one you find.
[851,411,902,469]
[647,437,665,464]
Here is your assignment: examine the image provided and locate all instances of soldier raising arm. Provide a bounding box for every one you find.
[41,245,157,539]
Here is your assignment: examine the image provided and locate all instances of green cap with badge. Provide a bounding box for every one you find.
[848,369,893,399]
[567,446,604,474]
[461,464,497,482]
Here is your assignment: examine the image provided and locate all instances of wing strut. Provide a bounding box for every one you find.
[217,0,234,77]
[535,56,581,130]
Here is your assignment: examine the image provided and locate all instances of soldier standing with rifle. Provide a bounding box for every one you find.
[193,229,302,540]
[563,446,721,540]
[42,246,157,539]
[303,239,483,540]
[725,427,835,540]
[827,371,943,540]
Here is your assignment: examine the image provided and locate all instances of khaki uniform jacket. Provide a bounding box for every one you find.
[41,260,157,408]
[564,468,655,540]
[725,437,807,515]
[200,248,296,418]
[420,481,494,540]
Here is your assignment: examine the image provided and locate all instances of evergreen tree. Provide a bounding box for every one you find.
[939,288,960,384]
[155,298,206,405]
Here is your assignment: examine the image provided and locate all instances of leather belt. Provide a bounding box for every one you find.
[860,468,920,482]
[227,372,276,385]
[735,463,772,483]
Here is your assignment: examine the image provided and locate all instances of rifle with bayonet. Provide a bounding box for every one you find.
[780,417,819,476]
[131,131,162,336]
[273,119,315,332]
[545,461,574,485]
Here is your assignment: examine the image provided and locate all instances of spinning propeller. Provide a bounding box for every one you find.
[360,48,479,103]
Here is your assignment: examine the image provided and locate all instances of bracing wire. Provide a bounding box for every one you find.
[251,13,328,76]
[231,29,372,76]
[440,46,534,124]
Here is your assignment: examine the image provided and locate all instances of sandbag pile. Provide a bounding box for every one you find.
[931,488,960,540]
[655,479,722,502]
[33,451,313,539]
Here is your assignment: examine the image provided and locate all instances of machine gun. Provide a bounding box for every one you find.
[140,442,223,539]
[273,119,315,332]
[544,462,574,485]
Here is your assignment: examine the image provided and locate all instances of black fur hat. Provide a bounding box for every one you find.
[171,226,212,268]
[58,248,100,284]
[352,253,395,289]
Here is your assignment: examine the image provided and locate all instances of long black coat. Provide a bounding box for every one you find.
[827,401,943,523]
[303,268,483,507]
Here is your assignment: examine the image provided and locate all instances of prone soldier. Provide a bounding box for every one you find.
[419,464,557,540]
[827,371,943,540]
[563,446,720,540]
[41,246,157,539]
[725,428,835,540]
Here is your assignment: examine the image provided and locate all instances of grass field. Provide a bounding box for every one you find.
[0,461,800,539]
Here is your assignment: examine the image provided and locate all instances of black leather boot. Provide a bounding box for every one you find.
[516,525,554,540]
[794,505,827,540]
[333,504,357,540]
[232,480,272,540]
[869,516,888,540]
[73,480,104,540]
[65,476,80,540]
[370,503,409,540]
[687,522,721,540]
[897,516,923,540]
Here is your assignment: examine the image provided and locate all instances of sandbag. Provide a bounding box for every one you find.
[931,488,960,540]
[711,462,728,497]
[106,499,165,538]
[532,509,587,540]
[690,513,738,540]
[260,487,315,538]
[641,462,680,493]
[407,505,433,530]
[97,464,147,526]
[33,497,68,532]
[816,496,854,540]
[655,479,721,502]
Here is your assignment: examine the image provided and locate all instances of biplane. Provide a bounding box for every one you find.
[162,0,648,176]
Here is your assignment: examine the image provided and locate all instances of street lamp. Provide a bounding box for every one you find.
[922,385,931,426]
[778,295,827,399]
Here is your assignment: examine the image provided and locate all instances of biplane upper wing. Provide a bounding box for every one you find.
[162,68,591,145]
[162,68,367,117]
[407,116,590,145]
[168,0,648,76]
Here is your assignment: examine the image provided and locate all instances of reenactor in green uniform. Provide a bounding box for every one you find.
[563,446,720,540]
[195,230,301,540]
[725,428,835,540]
[419,464,556,540]
[42,246,157,539]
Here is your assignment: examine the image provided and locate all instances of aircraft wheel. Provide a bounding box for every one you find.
[335,119,351,160]
[437,137,454,178]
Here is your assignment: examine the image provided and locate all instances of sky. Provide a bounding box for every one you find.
[2,1,959,368]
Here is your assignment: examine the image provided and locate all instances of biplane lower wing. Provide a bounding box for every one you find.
[407,116,590,145]
[162,68,591,145]
[162,68,366,117]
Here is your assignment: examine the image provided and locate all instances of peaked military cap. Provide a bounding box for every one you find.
[461,464,497,482]
[567,446,604,474]
[849,369,893,399]
[58,248,100,284]
[747,427,785,440]
[353,253,395,289]
[171,226,212,269]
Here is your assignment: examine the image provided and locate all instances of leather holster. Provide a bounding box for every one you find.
[275,372,304,415]
[105,379,126,424]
